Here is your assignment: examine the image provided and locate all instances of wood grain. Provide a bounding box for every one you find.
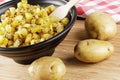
[0,20,120,80]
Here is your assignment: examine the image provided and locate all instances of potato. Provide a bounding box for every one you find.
[28,56,66,80]
[74,39,114,63]
[85,12,117,40]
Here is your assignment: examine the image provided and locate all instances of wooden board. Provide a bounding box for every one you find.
[0,20,120,80]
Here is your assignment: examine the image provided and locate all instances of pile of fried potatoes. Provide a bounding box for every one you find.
[0,0,69,48]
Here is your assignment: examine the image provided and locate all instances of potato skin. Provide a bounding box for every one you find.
[28,56,66,80]
[85,12,117,40]
[74,39,114,63]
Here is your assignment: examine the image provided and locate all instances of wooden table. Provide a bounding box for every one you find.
[0,19,120,80]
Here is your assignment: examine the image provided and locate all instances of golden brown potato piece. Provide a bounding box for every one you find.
[74,39,114,63]
[85,12,117,40]
[28,56,66,80]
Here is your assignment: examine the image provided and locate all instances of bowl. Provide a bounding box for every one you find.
[0,0,77,64]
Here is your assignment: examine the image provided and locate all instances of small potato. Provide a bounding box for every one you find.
[85,12,117,40]
[28,56,66,80]
[74,39,114,63]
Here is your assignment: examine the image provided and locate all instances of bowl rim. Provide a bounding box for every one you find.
[0,0,77,51]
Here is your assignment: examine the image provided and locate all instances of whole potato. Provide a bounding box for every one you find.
[74,39,114,63]
[28,56,66,80]
[85,12,117,40]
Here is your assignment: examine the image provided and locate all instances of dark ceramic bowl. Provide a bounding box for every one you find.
[0,0,77,64]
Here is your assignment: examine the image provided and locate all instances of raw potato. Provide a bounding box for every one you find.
[74,39,114,63]
[28,56,66,80]
[85,12,117,40]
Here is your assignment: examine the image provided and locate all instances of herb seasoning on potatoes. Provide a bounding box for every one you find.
[0,0,69,48]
